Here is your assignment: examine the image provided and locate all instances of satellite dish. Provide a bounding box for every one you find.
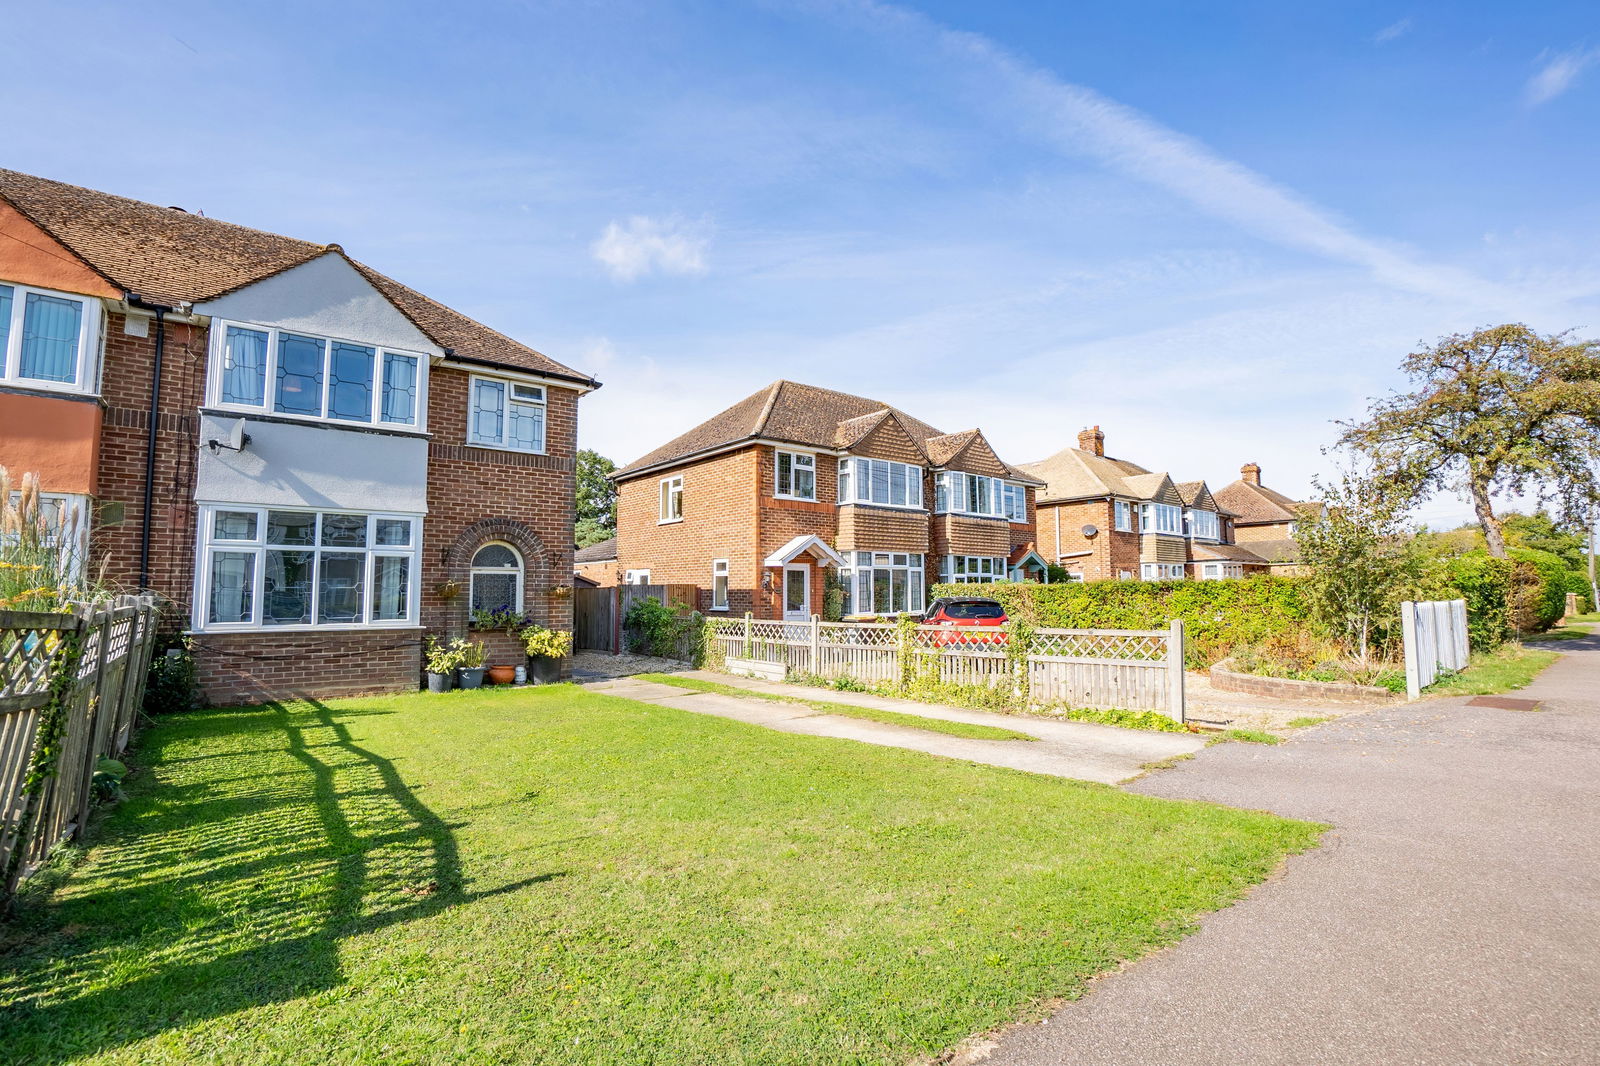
[208,419,252,454]
[1081,524,1099,538]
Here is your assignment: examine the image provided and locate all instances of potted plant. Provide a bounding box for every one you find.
[425,636,463,693]
[519,624,573,685]
[487,662,518,686]
[455,639,487,689]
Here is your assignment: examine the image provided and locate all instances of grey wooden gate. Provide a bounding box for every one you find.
[574,587,617,653]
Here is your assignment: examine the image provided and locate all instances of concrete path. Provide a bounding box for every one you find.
[982,629,1600,1066]
[581,675,1204,784]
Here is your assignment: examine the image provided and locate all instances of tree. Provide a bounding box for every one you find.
[1338,324,1600,557]
[1296,469,1428,662]
[1501,511,1588,571]
[574,449,618,548]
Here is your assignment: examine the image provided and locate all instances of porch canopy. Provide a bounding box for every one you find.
[763,534,847,568]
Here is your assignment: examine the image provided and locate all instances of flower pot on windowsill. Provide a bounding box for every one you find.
[526,654,563,685]
[457,667,486,690]
[426,671,453,694]
[487,664,518,686]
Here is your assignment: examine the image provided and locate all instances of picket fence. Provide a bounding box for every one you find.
[1,595,162,901]
[705,614,1186,720]
[1400,598,1470,700]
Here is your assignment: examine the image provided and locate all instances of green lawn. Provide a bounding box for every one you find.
[637,672,1037,741]
[1424,643,1560,697]
[1,685,1320,1066]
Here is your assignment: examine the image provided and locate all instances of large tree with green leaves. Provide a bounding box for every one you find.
[575,449,618,548]
[1338,324,1600,557]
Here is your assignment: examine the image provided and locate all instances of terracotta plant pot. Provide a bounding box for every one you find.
[487,664,518,686]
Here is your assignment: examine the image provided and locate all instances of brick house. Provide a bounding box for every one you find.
[573,537,618,587]
[611,381,1045,620]
[0,169,597,703]
[1021,426,1263,581]
[1212,463,1322,574]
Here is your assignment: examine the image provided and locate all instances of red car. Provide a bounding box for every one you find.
[921,596,1008,646]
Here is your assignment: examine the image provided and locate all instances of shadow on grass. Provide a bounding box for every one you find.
[0,698,561,1062]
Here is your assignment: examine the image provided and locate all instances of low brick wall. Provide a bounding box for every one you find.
[1209,659,1393,703]
[193,629,425,706]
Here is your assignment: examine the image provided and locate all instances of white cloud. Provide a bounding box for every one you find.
[1374,18,1413,45]
[1525,47,1600,106]
[591,215,710,281]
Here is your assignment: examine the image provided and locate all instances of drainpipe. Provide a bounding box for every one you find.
[128,296,170,591]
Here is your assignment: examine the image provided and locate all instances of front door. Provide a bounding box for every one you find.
[783,563,811,621]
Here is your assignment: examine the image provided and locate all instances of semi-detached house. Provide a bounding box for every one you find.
[0,170,597,703]
[611,381,1047,621]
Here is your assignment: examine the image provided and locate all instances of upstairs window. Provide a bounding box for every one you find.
[1002,482,1027,523]
[1140,502,1183,536]
[838,458,922,509]
[469,378,545,452]
[659,476,683,522]
[0,282,98,393]
[1186,509,1220,541]
[212,320,424,428]
[775,451,816,500]
[1114,500,1134,532]
[935,472,1005,517]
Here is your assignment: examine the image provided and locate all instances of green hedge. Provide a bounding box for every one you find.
[1562,569,1595,615]
[932,577,1315,669]
[1508,547,1569,633]
[1436,552,1513,651]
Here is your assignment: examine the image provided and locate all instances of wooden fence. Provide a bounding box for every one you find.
[1401,598,1469,700]
[705,615,1186,719]
[1,595,162,901]
[577,584,699,655]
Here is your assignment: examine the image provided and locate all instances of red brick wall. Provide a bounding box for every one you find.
[193,629,422,706]
[1037,498,1140,581]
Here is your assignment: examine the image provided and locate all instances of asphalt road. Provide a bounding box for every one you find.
[983,632,1600,1066]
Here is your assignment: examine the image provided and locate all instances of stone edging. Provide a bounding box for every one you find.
[1209,658,1395,703]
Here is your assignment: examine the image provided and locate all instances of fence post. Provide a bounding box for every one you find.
[743,612,753,658]
[1401,601,1420,700]
[809,615,821,675]
[1167,619,1186,723]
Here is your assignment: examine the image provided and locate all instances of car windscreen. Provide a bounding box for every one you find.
[941,601,1005,620]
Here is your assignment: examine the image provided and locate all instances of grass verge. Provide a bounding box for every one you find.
[1219,729,1283,745]
[1286,716,1332,729]
[0,685,1320,1066]
[1523,626,1594,643]
[1424,643,1560,697]
[638,672,1036,740]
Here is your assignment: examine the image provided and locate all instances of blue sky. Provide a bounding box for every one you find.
[6,1,1600,526]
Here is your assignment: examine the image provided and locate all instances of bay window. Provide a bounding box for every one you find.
[196,506,420,629]
[935,472,1005,517]
[210,320,424,428]
[837,458,922,509]
[0,281,99,393]
[1185,509,1220,541]
[942,555,1007,583]
[774,451,816,500]
[840,552,924,615]
[1139,502,1184,535]
[469,377,545,452]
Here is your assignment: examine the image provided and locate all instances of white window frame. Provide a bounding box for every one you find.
[774,450,817,501]
[1114,500,1134,532]
[837,457,924,510]
[1185,509,1220,541]
[839,552,924,616]
[469,541,524,614]
[1002,482,1027,523]
[658,475,683,524]
[466,375,545,452]
[941,554,1008,583]
[711,559,730,610]
[934,472,1007,518]
[206,318,428,430]
[1140,502,1184,536]
[0,281,101,396]
[191,504,422,632]
[1140,562,1186,582]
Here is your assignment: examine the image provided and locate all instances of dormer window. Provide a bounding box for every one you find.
[468,377,546,452]
[211,320,424,428]
[0,281,100,394]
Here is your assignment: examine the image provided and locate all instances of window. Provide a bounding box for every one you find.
[941,555,1007,583]
[934,472,1006,517]
[659,476,683,522]
[711,559,729,610]
[210,320,424,428]
[468,377,545,452]
[774,451,816,500]
[1200,562,1243,580]
[1114,500,1134,532]
[1002,482,1027,523]
[196,507,419,629]
[839,552,924,616]
[469,543,522,614]
[1186,509,1220,541]
[1140,563,1186,581]
[837,458,923,509]
[2,491,89,577]
[0,282,99,393]
[1139,502,1184,535]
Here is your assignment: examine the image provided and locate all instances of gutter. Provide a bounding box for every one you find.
[438,349,601,392]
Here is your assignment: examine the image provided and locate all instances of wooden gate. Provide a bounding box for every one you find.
[574,586,617,653]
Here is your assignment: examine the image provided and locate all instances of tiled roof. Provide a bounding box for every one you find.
[1241,538,1303,564]
[1019,446,1162,503]
[1192,541,1268,564]
[1213,478,1319,525]
[925,429,979,466]
[613,380,1036,481]
[0,168,594,384]
[573,537,617,563]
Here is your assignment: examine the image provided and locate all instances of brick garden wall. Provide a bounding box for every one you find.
[193,629,423,705]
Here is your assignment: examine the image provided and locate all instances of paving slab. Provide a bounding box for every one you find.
[981,630,1600,1066]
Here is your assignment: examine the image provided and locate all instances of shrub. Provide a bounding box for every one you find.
[1562,569,1594,615]
[1507,547,1568,633]
[143,643,198,715]
[519,625,573,659]
[1434,551,1513,650]
[624,598,703,661]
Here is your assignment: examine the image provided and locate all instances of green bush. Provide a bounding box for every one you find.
[143,643,198,715]
[1562,570,1595,615]
[1507,547,1568,633]
[624,598,704,661]
[1434,551,1513,650]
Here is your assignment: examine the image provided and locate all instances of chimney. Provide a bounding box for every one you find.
[1078,425,1105,457]
[1241,462,1261,486]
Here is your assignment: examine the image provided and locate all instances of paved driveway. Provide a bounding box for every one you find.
[982,631,1600,1066]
